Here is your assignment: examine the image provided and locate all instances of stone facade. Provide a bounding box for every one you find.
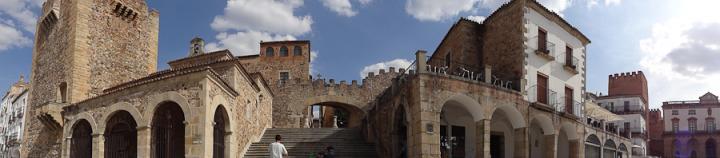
[662,93,720,158]
[23,0,158,156]
[648,109,664,157]
[18,0,635,158]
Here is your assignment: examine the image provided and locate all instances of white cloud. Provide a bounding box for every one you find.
[358,0,372,5]
[0,0,39,33]
[466,15,486,23]
[0,21,31,52]
[587,0,622,8]
[406,0,575,22]
[360,59,412,78]
[310,50,319,75]
[210,0,313,35]
[320,0,357,17]
[205,31,297,56]
[208,0,313,56]
[405,0,478,22]
[639,18,720,106]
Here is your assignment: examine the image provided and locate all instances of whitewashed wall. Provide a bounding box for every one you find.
[523,7,586,113]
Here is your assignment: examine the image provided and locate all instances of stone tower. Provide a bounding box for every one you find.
[22,0,159,157]
[257,41,311,86]
[608,71,649,105]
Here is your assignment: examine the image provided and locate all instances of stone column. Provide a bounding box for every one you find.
[92,133,104,158]
[544,134,557,158]
[419,111,441,158]
[61,137,70,158]
[477,119,491,158]
[569,140,579,158]
[136,125,151,158]
[416,50,427,73]
[514,127,529,158]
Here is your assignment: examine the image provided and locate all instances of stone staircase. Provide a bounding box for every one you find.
[243,128,378,158]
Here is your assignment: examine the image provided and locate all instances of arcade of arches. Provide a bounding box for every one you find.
[669,138,720,158]
[64,99,241,158]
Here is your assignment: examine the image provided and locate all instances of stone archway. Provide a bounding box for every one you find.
[585,134,601,158]
[437,93,485,158]
[393,104,409,158]
[303,96,366,128]
[151,101,185,158]
[529,115,555,158]
[558,123,579,158]
[104,110,138,158]
[213,105,230,158]
[70,119,92,158]
[490,105,527,158]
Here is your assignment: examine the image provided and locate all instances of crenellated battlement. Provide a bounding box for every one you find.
[609,71,645,80]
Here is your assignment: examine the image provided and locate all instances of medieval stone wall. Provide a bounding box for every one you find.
[427,19,485,73]
[23,0,159,156]
[481,0,525,86]
[270,68,401,128]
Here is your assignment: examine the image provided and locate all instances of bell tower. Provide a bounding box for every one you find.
[22,0,159,157]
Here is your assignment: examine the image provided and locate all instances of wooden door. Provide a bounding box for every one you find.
[538,29,547,52]
[565,87,573,114]
[537,74,548,104]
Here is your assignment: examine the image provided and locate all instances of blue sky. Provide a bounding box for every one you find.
[1,0,719,108]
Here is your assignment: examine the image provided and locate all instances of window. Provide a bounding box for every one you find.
[690,118,698,133]
[280,46,289,57]
[565,46,573,67]
[708,118,716,132]
[672,110,679,115]
[710,108,713,115]
[279,72,289,84]
[265,47,274,57]
[690,110,697,115]
[293,46,302,56]
[445,52,451,67]
[609,102,615,111]
[672,118,679,133]
[624,101,630,112]
[565,87,573,114]
[58,82,68,103]
[538,28,548,53]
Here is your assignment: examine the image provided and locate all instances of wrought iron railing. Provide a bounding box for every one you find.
[559,97,582,117]
[564,56,579,70]
[532,40,556,59]
[527,85,558,108]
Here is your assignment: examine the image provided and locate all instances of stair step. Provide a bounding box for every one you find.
[243,128,377,157]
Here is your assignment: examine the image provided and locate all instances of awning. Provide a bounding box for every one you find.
[585,101,624,121]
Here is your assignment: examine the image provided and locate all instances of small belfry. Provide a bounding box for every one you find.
[188,37,205,57]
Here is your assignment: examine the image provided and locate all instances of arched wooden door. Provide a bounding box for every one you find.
[152,102,185,158]
[105,111,137,158]
[213,106,228,158]
[70,120,92,158]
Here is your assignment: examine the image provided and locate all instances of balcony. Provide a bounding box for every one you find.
[563,56,579,74]
[528,85,558,112]
[559,97,583,118]
[534,41,556,61]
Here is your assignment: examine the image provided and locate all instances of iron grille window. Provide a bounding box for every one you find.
[279,72,289,84]
[690,110,696,115]
[672,110,678,115]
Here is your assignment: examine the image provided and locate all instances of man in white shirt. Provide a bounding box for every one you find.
[269,134,288,158]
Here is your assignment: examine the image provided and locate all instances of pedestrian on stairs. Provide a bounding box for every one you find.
[270,135,288,158]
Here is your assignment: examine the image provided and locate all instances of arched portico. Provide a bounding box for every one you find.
[585,134,601,158]
[558,123,579,158]
[529,114,555,158]
[489,104,527,158]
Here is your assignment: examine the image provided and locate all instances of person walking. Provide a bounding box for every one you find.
[270,135,288,158]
